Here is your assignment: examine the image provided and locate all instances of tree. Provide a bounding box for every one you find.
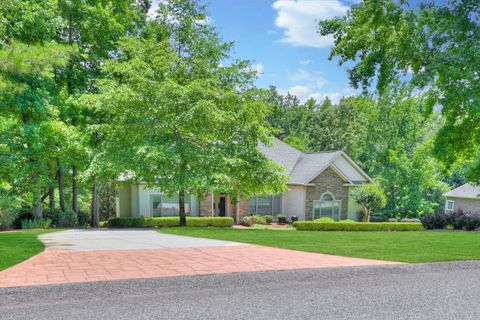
[91,1,287,226]
[0,0,148,225]
[307,96,370,158]
[351,184,387,222]
[318,0,480,183]
[0,42,71,217]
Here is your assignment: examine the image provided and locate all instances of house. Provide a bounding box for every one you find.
[443,183,480,214]
[115,139,372,222]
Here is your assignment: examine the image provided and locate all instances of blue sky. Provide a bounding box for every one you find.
[150,0,427,103]
[205,0,359,103]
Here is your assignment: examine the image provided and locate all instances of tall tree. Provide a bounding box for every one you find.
[91,1,287,226]
[319,0,480,183]
[0,42,71,217]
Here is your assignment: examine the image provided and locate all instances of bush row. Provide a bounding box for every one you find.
[421,209,480,231]
[293,221,425,231]
[107,216,234,228]
[242,214,273,226]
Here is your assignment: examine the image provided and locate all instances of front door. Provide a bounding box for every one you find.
[219,196,226,217]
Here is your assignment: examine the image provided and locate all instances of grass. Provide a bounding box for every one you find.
[0,229,56,271]
[160,227,480,263]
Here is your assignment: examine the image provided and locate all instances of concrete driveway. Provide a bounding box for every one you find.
[39,229,241,250]
[0,229,399,288]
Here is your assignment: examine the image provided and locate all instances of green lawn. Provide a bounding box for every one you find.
[160,228,480,263]
[0,230,55,271]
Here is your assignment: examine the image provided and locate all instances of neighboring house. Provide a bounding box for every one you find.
[444,183,480,214]
[116,139,372,222]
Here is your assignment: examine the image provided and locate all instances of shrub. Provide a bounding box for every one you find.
[370,215,386,222]
[339,219,355,223]
[277,214,287,224]
[44,208,78,227]
[242,216,255,226]
[463,213,480,231]
[314,217,335,223]
[0,207,16,230]
[446,209,467,229]
[293,221,424,231]
[252,215,267,225]
[108,216,234,228]
[77,210,91,228]
[99,221,108,228]
[13,207,34,229]
[0,195,20,230]
[264,215,273,224]
[420,213,448,230]
[187,217,234,227]
[291,216,299,223]
[21,218,52,229]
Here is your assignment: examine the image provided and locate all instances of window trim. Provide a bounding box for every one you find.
[313,192,342,221]
[446,200,454,212]
[249,195,282,215]
[150,194,190,217]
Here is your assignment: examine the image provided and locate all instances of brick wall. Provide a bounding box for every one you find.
[199,193,213,217]
[305,167,349,220]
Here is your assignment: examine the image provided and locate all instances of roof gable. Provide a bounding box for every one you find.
[259,138,372,185]
[444,183,480,199]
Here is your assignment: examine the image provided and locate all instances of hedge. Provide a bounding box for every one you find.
[293,221,425,231]
[107,216,234,228]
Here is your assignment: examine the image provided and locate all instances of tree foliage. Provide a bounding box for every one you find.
[319,0,480,182]
[351,183,387,222]
[90,0,287,225]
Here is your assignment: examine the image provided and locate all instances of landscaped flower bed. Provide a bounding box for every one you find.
[293,221,424,231]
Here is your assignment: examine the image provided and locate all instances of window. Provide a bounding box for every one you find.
[151,195,190,217]
[313,192,341,221]
[249,195,282,215]
[446,200,454,212]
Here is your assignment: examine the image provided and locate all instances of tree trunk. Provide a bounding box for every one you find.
[90,178,99,228]
[72,165,78,212]
[179,189,186,226]
[105,183,111,219]
[56,158,65,211]
[366,208,371,222]
[48,187,55,209]
[33,194,42,218]
[32,173,42,218]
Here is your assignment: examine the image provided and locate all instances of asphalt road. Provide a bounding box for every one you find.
[2,261,480,320]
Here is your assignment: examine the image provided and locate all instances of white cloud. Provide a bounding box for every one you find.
[272,0,349,48]
[278,85,356,104]
[288,68,326,88]
[252,63,265,77]
[299,59,311,66]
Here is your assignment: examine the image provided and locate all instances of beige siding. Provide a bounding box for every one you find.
[347,187,363,221]
[117,183,132,217]
[445,197,480,213]
[333,156,368,182]
[281,185,306,220]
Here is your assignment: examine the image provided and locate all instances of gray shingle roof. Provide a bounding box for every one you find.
[289,152,340,184]
[259,138,341,184]
[258,139,304,175]
[444,183,480,199]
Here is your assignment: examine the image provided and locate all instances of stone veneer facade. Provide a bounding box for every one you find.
[199,193,213,217]
[305,167,349,220]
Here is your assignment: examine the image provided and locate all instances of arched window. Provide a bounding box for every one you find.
[313,192,341,221]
